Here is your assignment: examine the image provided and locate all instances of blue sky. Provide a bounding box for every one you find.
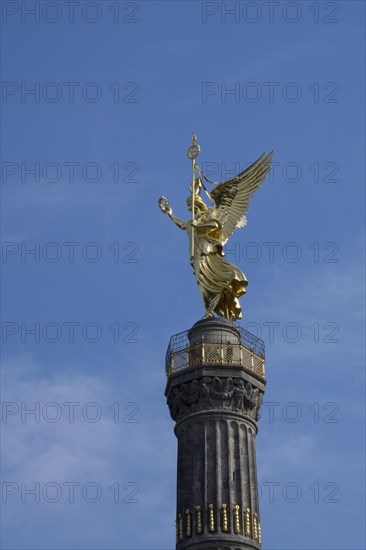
[1,1,365,549]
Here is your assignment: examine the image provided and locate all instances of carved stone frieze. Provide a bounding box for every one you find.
[167,376,264,422]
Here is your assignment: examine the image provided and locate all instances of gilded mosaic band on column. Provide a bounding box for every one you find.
[176,504,261,544]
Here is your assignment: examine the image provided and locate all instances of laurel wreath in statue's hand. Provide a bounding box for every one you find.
[158,196,172,215]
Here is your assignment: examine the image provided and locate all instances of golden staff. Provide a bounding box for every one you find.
[187,132,200,259]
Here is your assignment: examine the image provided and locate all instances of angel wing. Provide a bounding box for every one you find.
[209,152,273,244]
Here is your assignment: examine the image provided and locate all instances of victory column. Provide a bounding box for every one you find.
[159,134,273,550]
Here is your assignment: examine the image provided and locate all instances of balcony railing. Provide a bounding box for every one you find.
[166,327,265,379]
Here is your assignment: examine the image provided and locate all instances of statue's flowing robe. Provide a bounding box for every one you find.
[186,219,247,320]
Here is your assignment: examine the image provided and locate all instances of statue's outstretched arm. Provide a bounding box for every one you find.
[158,196,186,230]
[168,211,186,230]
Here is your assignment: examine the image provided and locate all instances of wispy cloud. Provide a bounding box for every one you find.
[1,356,176,549]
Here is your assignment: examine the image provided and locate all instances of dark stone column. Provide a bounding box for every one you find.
[165,318,266,550]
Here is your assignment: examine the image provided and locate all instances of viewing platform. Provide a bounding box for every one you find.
[165,317,265,380]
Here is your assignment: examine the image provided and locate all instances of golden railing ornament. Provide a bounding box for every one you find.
[166,339,265,379]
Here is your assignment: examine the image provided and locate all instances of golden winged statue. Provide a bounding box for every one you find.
[159,135,273,321]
